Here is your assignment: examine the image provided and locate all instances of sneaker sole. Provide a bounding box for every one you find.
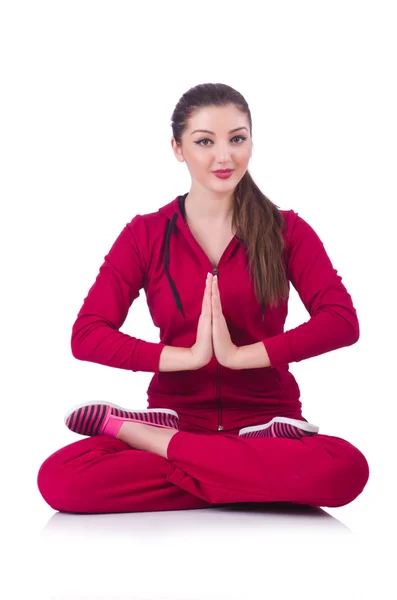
[239,417,319,439]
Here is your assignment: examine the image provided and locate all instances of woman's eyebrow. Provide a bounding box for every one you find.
[190,127,248,135]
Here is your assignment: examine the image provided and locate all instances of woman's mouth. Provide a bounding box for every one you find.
[213,170,234,179]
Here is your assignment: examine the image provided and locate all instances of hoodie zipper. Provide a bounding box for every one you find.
[182,214,236,433]
[213,266,224,431]
[216,362,223,431]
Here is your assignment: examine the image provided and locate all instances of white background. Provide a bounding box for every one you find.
[1,1,396,598]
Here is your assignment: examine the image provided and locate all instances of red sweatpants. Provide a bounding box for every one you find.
[37,429,370,513]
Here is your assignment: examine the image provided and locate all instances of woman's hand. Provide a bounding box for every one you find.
[190,273,215,370]
[211,273,239,369]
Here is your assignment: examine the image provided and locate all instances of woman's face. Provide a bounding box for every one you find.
[172,104,252,191]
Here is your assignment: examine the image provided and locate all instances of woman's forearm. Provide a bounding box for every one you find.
[158,345,196,372]
[233,342,271,369]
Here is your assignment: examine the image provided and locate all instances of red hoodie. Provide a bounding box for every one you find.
[71,192,359,434]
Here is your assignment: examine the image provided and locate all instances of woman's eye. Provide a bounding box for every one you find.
[195,135,247,147]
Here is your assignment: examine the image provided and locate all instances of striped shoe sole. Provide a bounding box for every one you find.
[239,417,319,439]
[64,401,179,437]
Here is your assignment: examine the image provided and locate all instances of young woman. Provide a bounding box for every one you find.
[37,83,369,514]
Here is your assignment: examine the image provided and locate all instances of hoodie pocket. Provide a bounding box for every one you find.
[242,366,283,395]
[272,367,282,387]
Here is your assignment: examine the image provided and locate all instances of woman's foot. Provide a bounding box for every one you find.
[116,421,178,459]
[239,416,319,439]
[64,401,179,438]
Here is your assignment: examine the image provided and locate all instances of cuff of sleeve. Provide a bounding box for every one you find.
[131,340,167,372]
[262,333,295,368]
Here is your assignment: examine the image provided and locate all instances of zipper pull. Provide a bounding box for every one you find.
[213,267,218,277]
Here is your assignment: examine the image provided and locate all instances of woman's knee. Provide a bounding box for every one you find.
[37,436,124,512]
[37,447,70,512]
[319,435,370,503]
[340,437,370,491]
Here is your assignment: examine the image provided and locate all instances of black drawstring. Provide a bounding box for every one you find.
[164,194,266,321]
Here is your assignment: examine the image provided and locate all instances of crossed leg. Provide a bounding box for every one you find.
[37,428,369,513]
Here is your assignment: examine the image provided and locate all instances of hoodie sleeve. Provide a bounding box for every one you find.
[71,215,166,373]
[263,211,360,368]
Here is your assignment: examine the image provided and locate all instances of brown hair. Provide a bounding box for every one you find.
[171,82,289,310]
